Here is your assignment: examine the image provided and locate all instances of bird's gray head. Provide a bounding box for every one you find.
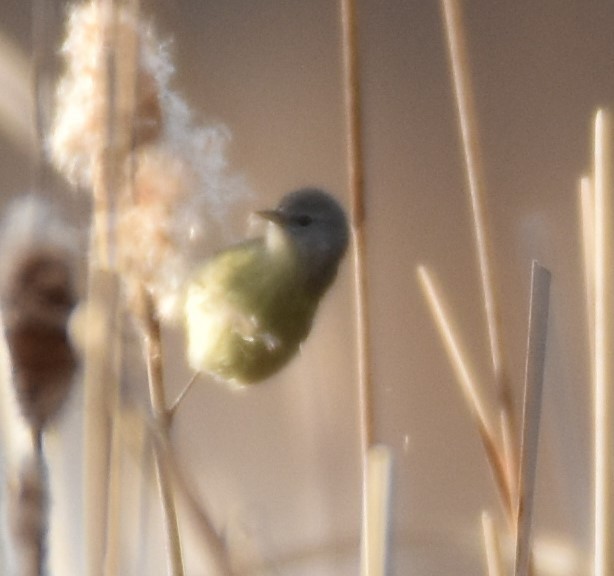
[259,188,349,294]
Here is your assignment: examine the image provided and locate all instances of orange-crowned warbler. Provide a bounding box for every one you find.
[184,188,349,385]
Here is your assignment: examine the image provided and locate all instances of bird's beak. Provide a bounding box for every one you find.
[254,209,286,226]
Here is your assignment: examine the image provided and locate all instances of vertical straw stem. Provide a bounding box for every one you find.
[31,0,52,192]
[440,0,514,432]
[482,511,505,576]
[92,0,119,269]
[151,428,235,576]
[83,3,125,574]
[340,0,373,459]
[580,174,596,430]
[579,176,595,363]
[103,414,123,576]
[31,428,46,576]
[593,109,612,576]
[362,445,394,576]
[339,1,379,572]
[102,1,142,571]
[514,261,551,576]
[83,270,121,576]
[141,290,184,576]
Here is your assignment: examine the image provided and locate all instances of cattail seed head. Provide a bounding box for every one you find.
[0,197,79,431]
[50,0,165,186]
[51,1,249,321]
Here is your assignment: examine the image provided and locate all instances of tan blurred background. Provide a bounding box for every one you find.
[2,1,614,574]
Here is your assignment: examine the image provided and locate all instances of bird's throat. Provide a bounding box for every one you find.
[265,222,293,257]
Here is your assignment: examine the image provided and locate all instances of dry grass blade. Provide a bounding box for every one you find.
[514,261,551,576]
[593,109,613,576]
[417,266,513,516]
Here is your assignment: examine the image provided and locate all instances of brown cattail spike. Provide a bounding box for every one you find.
[0,197,78,432]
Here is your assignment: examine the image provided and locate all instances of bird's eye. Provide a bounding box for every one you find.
[295,215,313,227]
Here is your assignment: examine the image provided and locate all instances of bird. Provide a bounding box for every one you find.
[184,188,349,385]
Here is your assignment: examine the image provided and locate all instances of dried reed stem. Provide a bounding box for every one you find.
[115,408,232,575]
[0,36,34,153]
[514,261,551,576]
[579,176,595,363]
[481,511,505,576]
[141,291,184,576]
[82,2,124,566]
[361,445,393,576]
[32,430,46,576]
[593,108,612,576]
[31,0,52,191]
[499,409,517,509]
[103,413,123,576]
[339,2,380,572]
[83,270,120,576]
[440,0,516,476]
[417,266,513,516]
[151,427,235,576]
[340,0,373,459]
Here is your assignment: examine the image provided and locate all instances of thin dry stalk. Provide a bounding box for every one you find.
[168,372,199,420]
[31,0,52,191]
[440,0,517,484]
[514,262,551,576]
[151,426,235,576]
[362,445,393,576]
[103,413,123,576]
[481,511,505,576]
[82,270,121,576]
[0,35,34,153]
[101,2,188,573]
[9,447,48,576]
[592,108,613,576]
[579,176,595,361]
[417,266,513,517]
[499,410,516,509]
[117,408,233,575]
[140,290,184,576]
[339,2,379,573]
[82,2,124,568]
[32,431,45,576]
[339,0,373,459]
[92,0,116,269]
